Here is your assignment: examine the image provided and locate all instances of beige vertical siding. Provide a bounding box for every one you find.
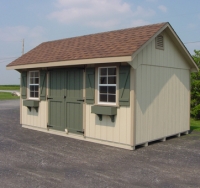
[21,100,47,129]
[85,105,132,145]
[133,31,191,145]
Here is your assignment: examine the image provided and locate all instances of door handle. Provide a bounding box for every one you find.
[77,99,84,102]
[47,97,53,100]
[64,96,66,99]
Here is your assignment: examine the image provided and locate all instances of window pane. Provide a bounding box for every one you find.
[30,78,34,84]
[100,94,107,102]
[35,78,39,84]
[108,76,116,84]
[30,92,34,97]
[108,86,116,94]
[108,95,116,102]
[30,85,34,92]
[108,68,116,75]
[35,85,39,92]
[100,77,107,84]
[35,92,39,98]
[30,72,34,77]
[35,72,39,77]
[100,68,107,76]
[100,86,107,94]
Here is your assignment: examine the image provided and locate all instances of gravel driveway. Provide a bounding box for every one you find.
[0,100,200,188]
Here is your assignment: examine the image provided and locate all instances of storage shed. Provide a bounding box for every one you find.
[7,22,198,150]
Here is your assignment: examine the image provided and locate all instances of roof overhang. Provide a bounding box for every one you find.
[6,56,132,70]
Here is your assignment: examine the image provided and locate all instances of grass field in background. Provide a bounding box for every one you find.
[0,92,20,100]
[0,85,20,90]
[190,118,200,132]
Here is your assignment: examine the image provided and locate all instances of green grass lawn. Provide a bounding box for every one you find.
[190,118,200,131]
[0,85,20,90]
[0,92,20,100]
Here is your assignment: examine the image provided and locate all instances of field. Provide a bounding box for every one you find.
[0,92,19,100]
[0,85,20,90]
[190,118,200,131]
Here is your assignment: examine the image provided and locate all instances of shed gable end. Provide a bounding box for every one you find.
[131,30,191,70]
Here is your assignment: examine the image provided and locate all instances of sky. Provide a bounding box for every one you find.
[0,0,200,84]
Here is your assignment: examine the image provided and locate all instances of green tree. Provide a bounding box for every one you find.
[191,50,200,119]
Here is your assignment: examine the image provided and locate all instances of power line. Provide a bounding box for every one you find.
[0,57,18,64]
[0,56,19,61]
[184,41,200,44]
[0,61,13,64]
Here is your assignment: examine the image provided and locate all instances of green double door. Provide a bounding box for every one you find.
[48,68,84,134]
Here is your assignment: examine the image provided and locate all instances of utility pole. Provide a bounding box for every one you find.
[22,39,24,56]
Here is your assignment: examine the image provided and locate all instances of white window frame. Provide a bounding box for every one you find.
[98,66,117,106]
[29,70,39,100]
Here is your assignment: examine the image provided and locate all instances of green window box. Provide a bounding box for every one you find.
[23,100,39,112]
[91,105,117,122]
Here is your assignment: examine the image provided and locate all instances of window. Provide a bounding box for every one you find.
[29,71,39,99]
[98,67,116,105]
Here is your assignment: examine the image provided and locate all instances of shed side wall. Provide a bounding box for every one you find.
[134,31,190,145]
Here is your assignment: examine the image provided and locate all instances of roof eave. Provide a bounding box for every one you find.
[6,56,132,70]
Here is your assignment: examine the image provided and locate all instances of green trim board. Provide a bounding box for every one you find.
[23,100,39,112]
[91,105,117,122]
[21,72,27,99]
[119,66,130,106]
[86,68,95,104]
[40,70,47,101]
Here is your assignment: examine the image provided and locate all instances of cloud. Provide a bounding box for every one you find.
[185,43,200,54]
[133,6,155,17]
[48,0,156,29]
[146,0,157,2]
[130,19,150,27]
[0,25,46,53]
[188,23,197,30]
[158,5,167,13]
[87,20,120,28]
[0,26,29,42]
[0,26,45,43]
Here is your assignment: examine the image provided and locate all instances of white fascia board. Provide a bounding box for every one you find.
[6,56,132,70]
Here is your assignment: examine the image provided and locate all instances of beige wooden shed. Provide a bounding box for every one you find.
[7,22,198,150]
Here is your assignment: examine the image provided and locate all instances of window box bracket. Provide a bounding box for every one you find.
[91,106,117,122]
[23,100,39,112]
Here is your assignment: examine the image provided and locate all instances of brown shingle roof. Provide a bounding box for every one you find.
[7,22,167,67]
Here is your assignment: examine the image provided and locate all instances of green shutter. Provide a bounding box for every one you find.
[21,72,27,99]
[86,68,95,104]
[40,70,47,101]
[119,66,130,106]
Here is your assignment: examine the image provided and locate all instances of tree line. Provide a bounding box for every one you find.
[191,50,200,119]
